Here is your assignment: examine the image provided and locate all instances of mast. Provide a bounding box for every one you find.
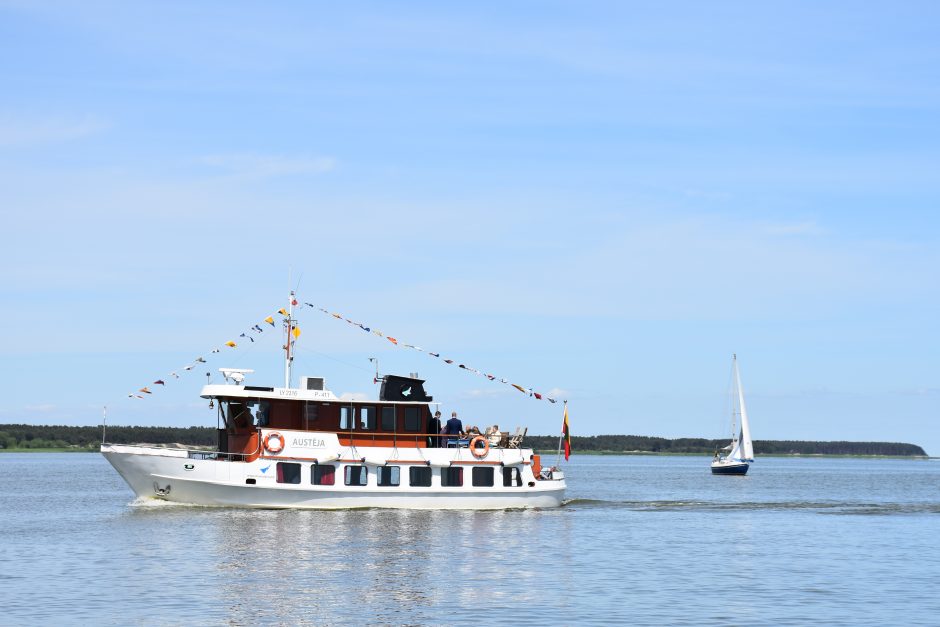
[726,354,742,461]
[284,290,296,389]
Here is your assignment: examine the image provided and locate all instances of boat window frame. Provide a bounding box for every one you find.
[276,462,301,484]
[304,402,319,428]
[339,405,354,430]
[409,466,432,487]
[472,466,495,487]
[403,406,421,432]
[441,467,463,487]
[377,465,400,487]
[312,464,335,486]
[344,465,368,487]
[502,467,522,487]
[358,405,376,431]
[380,406,396,431]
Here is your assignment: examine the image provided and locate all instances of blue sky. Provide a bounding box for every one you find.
[1,1,938,454]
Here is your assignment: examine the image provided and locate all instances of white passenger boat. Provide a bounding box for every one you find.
[102,297,566,509]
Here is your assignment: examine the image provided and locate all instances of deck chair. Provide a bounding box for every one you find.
[508,427,526,449]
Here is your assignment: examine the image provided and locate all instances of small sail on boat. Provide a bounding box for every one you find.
[711,354,754,475]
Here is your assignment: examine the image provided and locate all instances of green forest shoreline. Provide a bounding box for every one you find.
[0,424,928,457]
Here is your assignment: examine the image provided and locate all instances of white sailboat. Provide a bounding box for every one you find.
[711,354,754,475]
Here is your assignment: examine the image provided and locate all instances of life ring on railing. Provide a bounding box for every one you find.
[470,436,490,459]
[263,431,285,454]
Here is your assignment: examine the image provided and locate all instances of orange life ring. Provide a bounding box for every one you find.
[263,431,285,454]
[470,435,489,458]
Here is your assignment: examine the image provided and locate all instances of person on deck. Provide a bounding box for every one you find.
[428,411,442,448]
[442,411,463,447]
[487,425,502,447]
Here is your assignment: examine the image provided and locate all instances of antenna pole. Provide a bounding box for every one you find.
[285,290,296,389]
[101,405,107,445]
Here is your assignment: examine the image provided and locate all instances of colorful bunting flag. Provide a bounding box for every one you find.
[278,308,288,316]
[301,300,565,406]
[265,316,275,326]
[154,380,165,386]
[140,387,152,394]
[292,327,301,339]
[225,341,237,348]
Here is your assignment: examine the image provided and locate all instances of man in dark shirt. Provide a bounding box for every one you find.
[428,410,442,448]
[443,411,463,447]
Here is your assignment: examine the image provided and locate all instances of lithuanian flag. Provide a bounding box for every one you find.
[562,402,571,461]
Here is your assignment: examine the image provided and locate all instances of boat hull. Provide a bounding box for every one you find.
[710,461,749,475]
[102,444,566,510]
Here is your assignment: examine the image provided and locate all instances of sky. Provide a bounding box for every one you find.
[1,1,938,454]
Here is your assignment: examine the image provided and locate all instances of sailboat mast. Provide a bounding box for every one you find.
[730,354,739,444]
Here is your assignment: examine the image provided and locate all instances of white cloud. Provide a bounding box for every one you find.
[761,220,826,236]
[0,115,107,147]
[196,153,336,179]
[24,404,57,412]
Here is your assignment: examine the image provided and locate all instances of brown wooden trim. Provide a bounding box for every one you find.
[260,455,320,462]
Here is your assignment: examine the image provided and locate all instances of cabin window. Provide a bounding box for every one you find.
[502,467,522,487]
[377,466,400,487]
[359,406,376,430]
[227,402,251,428]
[340,406,354,430]
[381,406,396,431]
[441,467,463,487]
[472,467,494,487]
[276,462,301,484]
[403,407,420,432]
[304,402,319,426]
[344,465,368,486]
[312,464,335,486]
[247,400,270,426]
[409,466,432,487]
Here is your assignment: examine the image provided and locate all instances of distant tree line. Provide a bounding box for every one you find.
[0,424,927,456]
[0,424,216,450]
[525,434,927,456]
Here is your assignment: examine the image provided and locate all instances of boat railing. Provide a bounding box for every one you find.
[335,430,524,449]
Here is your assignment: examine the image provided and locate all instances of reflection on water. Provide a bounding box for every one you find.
[2,453,938,625]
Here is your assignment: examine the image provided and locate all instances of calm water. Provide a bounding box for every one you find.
[2,454,938,626]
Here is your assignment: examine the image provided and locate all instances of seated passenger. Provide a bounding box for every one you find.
[487,425,502,447]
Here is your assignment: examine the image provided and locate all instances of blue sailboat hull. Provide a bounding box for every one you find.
[710,461,749,475]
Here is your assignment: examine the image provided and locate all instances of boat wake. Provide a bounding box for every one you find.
[562,498,940,515]
[128,497,206,509]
